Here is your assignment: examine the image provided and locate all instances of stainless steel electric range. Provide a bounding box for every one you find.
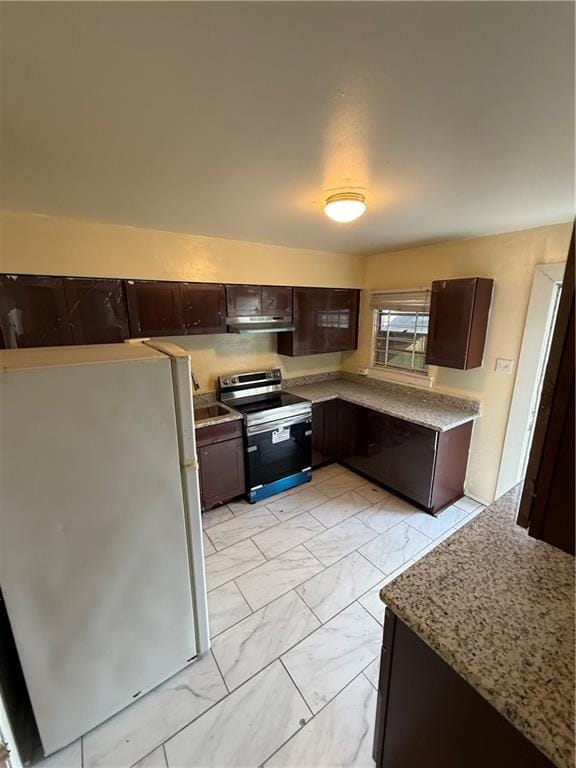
[218,368,312,503]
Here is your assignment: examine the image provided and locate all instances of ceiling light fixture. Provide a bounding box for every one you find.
[324,192,367,223]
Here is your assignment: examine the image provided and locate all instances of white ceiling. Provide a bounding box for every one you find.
[1,2,574,255]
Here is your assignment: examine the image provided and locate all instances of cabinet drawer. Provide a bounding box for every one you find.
[195,419,243,447]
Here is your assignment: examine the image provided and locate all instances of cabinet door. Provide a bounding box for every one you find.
[295,287,326,355]
[125,280,184,337]
[64,278,129,344]
[198,438,246,510]
[337,400,363,468]
[426,278,493,369]
[278,287,359,357]
[226,285,262,317]
[0,274,72,348]
[181,283,226,335]
[322,399,340,463]
[312,402,325,468]
[323,289,360,352]
[384,416,437,506]
[262,286,293,317]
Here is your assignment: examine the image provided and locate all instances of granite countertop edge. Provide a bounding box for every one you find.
[285,375,480,432]
[287,388,478,431]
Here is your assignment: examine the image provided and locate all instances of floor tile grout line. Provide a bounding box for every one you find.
[209,648,231,696]
[213,584,383,704]
[298,514,381,566]
[291,549,386,609]
[161,742,169,768]
[213,592,323,692]
[261,666,377,767]
[278,657,315,719]
[204,483,373,559]
[158,655,316,759]
[232,546,326,613]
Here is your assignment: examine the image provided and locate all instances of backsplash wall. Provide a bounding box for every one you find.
[162,332,347,393]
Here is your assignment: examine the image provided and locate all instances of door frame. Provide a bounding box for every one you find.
[496,262,565,498]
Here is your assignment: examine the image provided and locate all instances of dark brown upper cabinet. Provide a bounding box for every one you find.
[126,280,183,337]
[226,284,293,318]
[324,288,360,352]
[262,286,293,316]
[0,274,73,348]
[226,285,262,317]
[426,278,493,369]
[277,287,360,356]
[64,278,129,345]
[181,282,226,334]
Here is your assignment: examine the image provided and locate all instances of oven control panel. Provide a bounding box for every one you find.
[219,368,282,390]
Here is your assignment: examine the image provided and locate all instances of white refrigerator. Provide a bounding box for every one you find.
[0,341,209,757]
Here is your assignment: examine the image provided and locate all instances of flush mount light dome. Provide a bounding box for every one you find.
[324,192,367,223]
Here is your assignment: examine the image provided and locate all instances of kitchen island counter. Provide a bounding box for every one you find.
[380,485,575,768]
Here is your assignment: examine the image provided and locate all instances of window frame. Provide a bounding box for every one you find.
[368,289,434,389]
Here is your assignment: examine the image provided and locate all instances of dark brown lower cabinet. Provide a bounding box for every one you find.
[374,611,553,768]
[196,421,245,511]
[311,399,340,467]
[336,399,472,513]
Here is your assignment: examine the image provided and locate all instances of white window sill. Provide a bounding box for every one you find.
[366,366,434,390]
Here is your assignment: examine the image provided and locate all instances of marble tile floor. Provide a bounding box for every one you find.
[38,465,484,768]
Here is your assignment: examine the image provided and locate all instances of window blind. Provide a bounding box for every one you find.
[370,289,431,313]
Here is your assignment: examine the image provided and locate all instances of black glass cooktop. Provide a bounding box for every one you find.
[229,392,310,416]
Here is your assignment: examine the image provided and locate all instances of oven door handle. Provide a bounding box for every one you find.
[246,413,312,436]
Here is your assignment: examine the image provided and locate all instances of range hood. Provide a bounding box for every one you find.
[226,315,295,334]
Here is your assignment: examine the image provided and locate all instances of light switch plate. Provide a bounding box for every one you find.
[495,358,514,374]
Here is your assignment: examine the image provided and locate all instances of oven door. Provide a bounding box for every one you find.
[245,413,312,490]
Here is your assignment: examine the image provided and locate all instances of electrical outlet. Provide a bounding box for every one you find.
[495,358,514,374]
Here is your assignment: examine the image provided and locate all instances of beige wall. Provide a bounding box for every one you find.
[0,210,364,390]
[343,222,573,504]
[1,210,572,500]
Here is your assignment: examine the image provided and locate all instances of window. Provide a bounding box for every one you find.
[370,290,430,375]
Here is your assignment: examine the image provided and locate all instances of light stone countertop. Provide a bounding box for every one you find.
[192,394,243,430]
[380,485,575,768]
[285,375,480,432]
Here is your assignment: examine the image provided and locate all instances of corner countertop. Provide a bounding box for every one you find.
[285,375,480,432]
[380,485,575,768]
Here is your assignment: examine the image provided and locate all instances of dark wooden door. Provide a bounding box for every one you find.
[198,438,246,510]
[262,286,293,316]
[125,280,184,337]
[0,274,72,348]
[519,226,574,554]
[226,285,262,317]
[181,283,226,334]
[384,417,437,506]
[63,278,129,344]
[324,289,360,352]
